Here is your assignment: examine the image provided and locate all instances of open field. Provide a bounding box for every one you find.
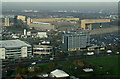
[25,55,120,78]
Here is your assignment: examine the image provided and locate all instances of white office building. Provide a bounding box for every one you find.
[0,40,32,59]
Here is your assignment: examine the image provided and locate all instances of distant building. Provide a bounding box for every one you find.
[37,31,48,38]
[62,30,90,51]
[27,17,31,25]
[41,41,50,45]
[32,18,79,22]
[17,15,26,22]
[0,40,32,59]
[33,45,52,55]
[27,31,31,36]
[4,18,10,26]
[29,22,55,31]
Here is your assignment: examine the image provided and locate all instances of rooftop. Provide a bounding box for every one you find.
[50,69,69,78]
[0,40,31,48]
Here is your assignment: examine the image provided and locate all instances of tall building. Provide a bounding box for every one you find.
[0,40,32,59]
[62,30,90,51]
[4,18,10,26]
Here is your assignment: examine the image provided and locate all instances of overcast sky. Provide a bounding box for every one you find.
[1,0,120,2]
[2,2,118,12]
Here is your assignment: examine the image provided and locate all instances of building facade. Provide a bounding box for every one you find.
[0,40,32,59]
[62,30,90,51]
[33,45,52,55]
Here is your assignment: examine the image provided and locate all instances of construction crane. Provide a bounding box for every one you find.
[81,19,110,30]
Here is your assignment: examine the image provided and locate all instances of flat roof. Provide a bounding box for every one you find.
[34,45,52,48]
[32,22,50,25]
[0,40,31,49]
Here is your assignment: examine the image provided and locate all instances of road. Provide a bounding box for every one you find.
[2,53,116,69]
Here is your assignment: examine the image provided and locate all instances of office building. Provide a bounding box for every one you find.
[33,45,52,55]
[62,30,90,51]
[0,40,32,59]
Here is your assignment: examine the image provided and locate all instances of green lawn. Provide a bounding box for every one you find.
[84,55,120,77]
[13,55,120,78]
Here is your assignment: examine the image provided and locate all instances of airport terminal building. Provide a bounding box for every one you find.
[0,40,32,59]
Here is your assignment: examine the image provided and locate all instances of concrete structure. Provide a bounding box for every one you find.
[17,15,26,22]
[0,40,32,59]
[37,32,48,38]
[62,30,90,51]
[28,22,55,31]
[4,18,10,26]
[33,45,52,55]
[81,19,110,30]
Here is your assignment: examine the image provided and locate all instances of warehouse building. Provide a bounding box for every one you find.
[62,30,90,51]
[28,22,55,31]
[0,40,32,59]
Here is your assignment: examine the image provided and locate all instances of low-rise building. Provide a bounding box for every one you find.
[28,22,55,31]
[0,40,32,59]
[33,45,52,55]
[37,31,48,38]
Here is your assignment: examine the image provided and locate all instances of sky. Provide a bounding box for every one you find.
[2,2,118,12]
[1,0,120,2]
